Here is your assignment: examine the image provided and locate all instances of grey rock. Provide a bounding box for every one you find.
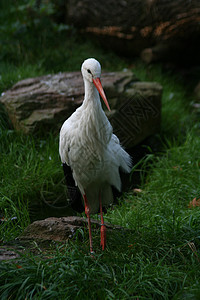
[19,216,125,242]
[0,70,162,148]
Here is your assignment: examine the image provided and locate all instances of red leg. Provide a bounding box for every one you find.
[83,193,94,254]
[99,193,106,250]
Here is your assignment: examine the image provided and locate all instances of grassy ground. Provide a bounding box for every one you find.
[1,1,200,299]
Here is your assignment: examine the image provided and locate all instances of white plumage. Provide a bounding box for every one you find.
[59,58,132,251]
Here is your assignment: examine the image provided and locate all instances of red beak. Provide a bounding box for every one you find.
[92,77,111,111]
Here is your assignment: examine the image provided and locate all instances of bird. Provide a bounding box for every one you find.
[59,58,132,253]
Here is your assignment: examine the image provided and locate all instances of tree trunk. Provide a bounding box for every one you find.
[66,0,200,61]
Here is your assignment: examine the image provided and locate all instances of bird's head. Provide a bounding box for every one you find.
[81,58,101,82]
[81,58,111,111]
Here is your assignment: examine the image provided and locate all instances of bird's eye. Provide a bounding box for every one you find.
[87,69,92,74]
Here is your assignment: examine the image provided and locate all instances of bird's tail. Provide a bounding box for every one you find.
[118,147,132,174]
[62,163,84,213]
[111,134,132,173]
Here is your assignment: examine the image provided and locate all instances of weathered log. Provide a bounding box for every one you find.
[19,216,126,242]
[0,71,162,149]
[0,217,130,260]
[66,0,200,60]
[141,44,171,64]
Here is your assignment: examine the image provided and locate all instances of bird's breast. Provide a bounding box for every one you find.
[69,142,107,192]
[60,104,113,191]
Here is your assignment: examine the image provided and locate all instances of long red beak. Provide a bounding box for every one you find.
[92,77,111,111]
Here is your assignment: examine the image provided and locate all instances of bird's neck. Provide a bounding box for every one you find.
[83,79,100,110]
[81,79,112,151]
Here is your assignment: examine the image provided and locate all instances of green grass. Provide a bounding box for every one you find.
[0,131,70,240]
[1,133,200,299]
[1,1,200,299]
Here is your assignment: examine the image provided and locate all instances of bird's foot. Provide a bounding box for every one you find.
[100,224,106,250]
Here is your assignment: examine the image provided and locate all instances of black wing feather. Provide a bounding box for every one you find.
[62,163,84,213]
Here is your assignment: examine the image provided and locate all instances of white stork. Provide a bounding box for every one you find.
[59,58,132,253]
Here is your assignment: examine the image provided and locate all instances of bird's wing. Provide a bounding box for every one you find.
[112,133,120,144]
[110,134,132,173]
[59,106,84,165]
[59,119,72,165]
[62,163,84,213]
